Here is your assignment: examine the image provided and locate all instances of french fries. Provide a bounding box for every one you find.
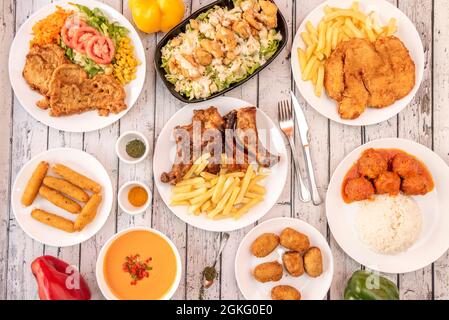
[169,155,268,220]
[297,1,398,97]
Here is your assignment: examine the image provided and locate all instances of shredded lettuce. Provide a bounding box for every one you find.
[74,4,128,44]
[261,39,280,59]
[59,39,103,77]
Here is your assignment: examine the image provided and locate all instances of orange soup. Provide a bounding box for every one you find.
[103,230,178,300]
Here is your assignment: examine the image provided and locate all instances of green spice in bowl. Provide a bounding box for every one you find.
[116,131,149,164]
[126,139,146,159]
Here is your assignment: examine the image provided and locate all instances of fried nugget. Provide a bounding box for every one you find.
[251,233,280,257]
[304,247,323,278]
[31,208,75,233]
[39,185,82,214]
[253,261,283,283]
[21,161,49,206]
[74,194,102,231]
[53,164,102,193]
[279,228,310,252]
[43,176,90,202]
[271,285,301,300]
[282,251,304,277]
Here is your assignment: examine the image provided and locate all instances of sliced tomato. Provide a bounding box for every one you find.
[72,27,100,54]
[61,16,87,48]
[86,36,115,65]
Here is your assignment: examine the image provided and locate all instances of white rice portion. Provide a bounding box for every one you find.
[356,194,422,255]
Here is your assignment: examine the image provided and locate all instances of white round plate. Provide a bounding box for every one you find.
[153,96,288,232]
[96,227,182,300]
[326,138,449,273]
[235,217,334,300]
[291,0,424,126]
[8,0,146,132]
[11,148,113,247]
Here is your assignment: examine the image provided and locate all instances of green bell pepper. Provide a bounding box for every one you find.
[344,270,399,300]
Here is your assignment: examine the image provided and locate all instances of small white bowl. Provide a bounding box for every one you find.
[115,131,149,164]
[96,226,182,300]
[118,181,151,215]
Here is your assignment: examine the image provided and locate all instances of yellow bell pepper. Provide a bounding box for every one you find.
[129,0,185,34]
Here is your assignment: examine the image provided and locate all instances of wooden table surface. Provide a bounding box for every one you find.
[1,0,448,300]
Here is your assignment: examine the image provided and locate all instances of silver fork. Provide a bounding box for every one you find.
[278,101,311,203]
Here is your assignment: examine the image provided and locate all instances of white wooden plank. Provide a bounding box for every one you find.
[397,0,433,300]
[432,0,449,301]
[257,0,293,222]
[77,0,122,301]
[328,124,362,299]
[0,0,15,300]
[6,0,52,300]
[116,1,157,232]
[293,0,329,244]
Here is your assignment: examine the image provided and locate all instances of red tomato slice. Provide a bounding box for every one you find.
[72,27,100,54]
[86,36,115,65]
[61,16,87,49]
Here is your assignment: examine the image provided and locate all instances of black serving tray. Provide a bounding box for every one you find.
[154,0,288,103]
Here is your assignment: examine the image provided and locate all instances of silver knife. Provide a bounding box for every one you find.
[290,91,322,206]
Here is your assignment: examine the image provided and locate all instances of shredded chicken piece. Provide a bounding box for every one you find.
[200,39,224,59]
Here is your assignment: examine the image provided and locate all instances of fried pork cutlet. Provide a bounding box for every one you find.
[324,36,415,119]
[374,36,415,101]
[23,44,67,95]
[46,64,126,117]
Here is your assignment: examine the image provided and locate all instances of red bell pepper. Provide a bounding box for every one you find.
[31,255,91,300]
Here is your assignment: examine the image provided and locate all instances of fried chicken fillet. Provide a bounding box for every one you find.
[324,36,415,119]
[23,44,67,95]
[45,64,126,116]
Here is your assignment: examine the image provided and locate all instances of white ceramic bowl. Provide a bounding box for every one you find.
[96,226,182,300]
[115,131,149,164]
[118,181,151,215]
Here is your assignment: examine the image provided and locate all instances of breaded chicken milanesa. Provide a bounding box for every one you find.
[45,64,126,117]
[324,36,415,119]
[23,44,67,95]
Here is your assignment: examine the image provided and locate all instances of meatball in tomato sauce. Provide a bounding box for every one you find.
[358,149,388,179]
[374,171,401,195]
[345,177,375,202]
[402,175,432,195]
[392,153,419,178]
